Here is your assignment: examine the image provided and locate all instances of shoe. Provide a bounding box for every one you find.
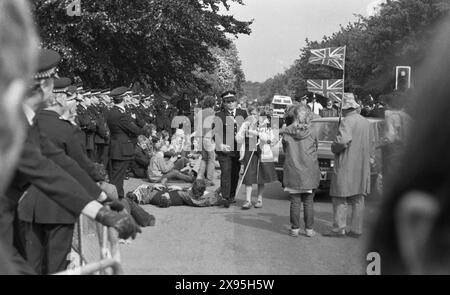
[241,201,252,210]
[346,231,362,238]
[126,192,139,204]
[305,229,316,237]
[289,228,300,237]
[222,199,230,208]
[254,200,262,208]
[229,198,237,204]
[322,229,346,237]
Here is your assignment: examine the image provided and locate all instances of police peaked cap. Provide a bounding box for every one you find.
[110,86,128,97]
[220,90,237,99]
[53,77,72,93]
[34,49,61,80]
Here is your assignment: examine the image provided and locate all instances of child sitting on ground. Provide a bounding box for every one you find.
[147,140,194,184]
[127,179,222,208]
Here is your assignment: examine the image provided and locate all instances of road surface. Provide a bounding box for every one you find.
[120,176,380,275]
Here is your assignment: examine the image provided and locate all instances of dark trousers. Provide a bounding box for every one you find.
[23,222,74,275]
[217,153,241,200]
[0,196,36,275]
[96,144,109,167]
[110,159,130,198]
[290,192,315,230]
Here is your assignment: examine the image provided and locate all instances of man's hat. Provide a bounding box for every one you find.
[341,93,360,110]
[110,86,128,103]
[34,49,61,80]
[53,77,72,93]
[110,86,128,97]
[221,90,236,100]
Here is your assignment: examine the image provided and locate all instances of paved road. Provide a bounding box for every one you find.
[120,177,380,275]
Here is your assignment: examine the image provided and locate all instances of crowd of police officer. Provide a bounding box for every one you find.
[0,45,167,274]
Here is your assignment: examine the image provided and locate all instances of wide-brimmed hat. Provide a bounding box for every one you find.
[341,93,360,110]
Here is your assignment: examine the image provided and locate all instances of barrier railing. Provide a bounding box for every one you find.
[54,214,123,275]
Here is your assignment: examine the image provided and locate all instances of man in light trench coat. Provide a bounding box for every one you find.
[323,94,371,238]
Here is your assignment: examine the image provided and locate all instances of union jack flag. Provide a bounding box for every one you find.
[307,79,344,102]
[308,46,346,70]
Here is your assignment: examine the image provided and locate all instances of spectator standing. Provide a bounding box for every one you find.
[194,96,216,186]
[308,96,323,116]
[324,95,371,238]
[280,105,320,237]
[320,99,339,117]
[0,0,39,275]
[236,106,278,209]
[380,91,412,183]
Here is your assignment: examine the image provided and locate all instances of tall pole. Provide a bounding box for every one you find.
[338,45,346,127]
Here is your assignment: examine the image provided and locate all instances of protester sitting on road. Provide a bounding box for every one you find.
[127,179,222,208]
[130,135,152,179]
[147,140,194,184]
[280,104,320,238]
[161,130,171,150]
[236,106,278,210]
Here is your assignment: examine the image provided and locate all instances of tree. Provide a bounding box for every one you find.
[251,0,450,102]
[32,0,252,92]
[195,43,246,97]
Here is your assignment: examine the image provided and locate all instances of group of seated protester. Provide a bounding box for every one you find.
[126,179,222,208]
[129,126,201,184]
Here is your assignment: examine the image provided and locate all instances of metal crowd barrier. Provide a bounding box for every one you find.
[54,214,123,275]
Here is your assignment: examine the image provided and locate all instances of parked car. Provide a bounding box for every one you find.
[275,117,384,195]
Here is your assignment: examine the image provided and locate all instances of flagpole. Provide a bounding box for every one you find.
[338,45,346,127]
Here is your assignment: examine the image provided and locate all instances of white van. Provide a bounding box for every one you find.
[271,95,293,117]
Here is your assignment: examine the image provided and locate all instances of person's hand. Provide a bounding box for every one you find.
[94,207,141,240]
[170,156,178,162]
[99,182,119,200]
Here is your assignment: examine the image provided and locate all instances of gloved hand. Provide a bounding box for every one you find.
[95,207,141,239]
[99,182,119,200]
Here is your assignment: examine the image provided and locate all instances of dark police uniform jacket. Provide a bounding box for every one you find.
[18,110,104,224]
[214,108,248,157]
[76,104,96,150]
[106,105,143,161]
[93,104,110,145]
[0,111,100,252]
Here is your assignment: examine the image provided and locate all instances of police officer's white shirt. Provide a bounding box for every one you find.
[308,102,323,115]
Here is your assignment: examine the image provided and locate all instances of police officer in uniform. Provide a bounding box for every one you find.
[91,89,110,167]
[18,78,117,274]
[106,87,143,199]
[77,90,96,158]
[214,90,248,208]
[0,50,140,274]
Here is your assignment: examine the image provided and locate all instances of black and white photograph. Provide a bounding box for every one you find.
[0,0,450,281]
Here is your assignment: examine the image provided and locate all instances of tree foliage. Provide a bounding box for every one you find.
[194,43,246,97]
[244,0,450,103]
[32,0,252,92]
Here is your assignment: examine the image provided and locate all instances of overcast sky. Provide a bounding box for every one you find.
[227,0,379,82]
